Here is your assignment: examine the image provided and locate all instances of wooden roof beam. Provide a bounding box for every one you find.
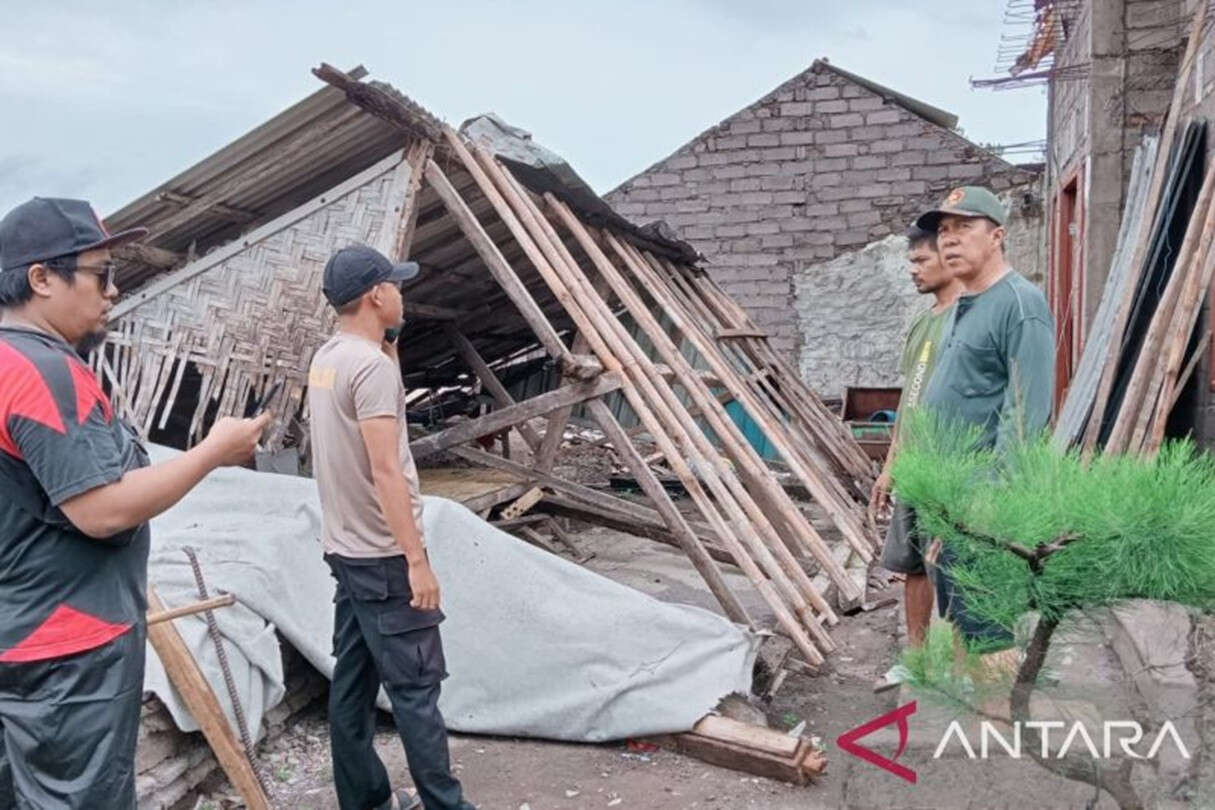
[312,62,445,146]
[157,190,258,224]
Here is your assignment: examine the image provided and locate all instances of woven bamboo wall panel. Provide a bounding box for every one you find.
[106,165,403,447]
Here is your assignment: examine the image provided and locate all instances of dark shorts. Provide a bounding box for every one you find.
[878,500,930,575]
[933,544,1015,651]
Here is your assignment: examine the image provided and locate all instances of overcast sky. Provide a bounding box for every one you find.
[0,0,1046,219]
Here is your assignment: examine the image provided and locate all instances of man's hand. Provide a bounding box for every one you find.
[868,469,893,524]
[200,412,272,467]
[924,537,943,567]
[408,558,441,611]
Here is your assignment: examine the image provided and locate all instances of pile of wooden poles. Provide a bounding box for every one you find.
[422,128,875,667]
[1054,0,1213,457]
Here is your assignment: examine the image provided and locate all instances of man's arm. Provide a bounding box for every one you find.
[59,413,271,538]
[358,416,440,611]
[995,315,1055,455]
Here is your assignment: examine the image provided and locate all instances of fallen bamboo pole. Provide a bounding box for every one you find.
[425,147,757,636]
[446,133,829,661]
[547,198,862,600]
[683,267,873,490]
[607,231,874,560]
[662,262,868,502]
[470,147,836,651]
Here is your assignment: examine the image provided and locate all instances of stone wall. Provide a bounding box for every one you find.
[606,61,1037,367]
[795,185,1046,399]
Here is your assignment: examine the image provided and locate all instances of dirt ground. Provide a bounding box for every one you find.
[189,523,1146,810]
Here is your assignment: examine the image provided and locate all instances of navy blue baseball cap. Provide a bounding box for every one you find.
[0,197,148,271]
[323,244,420,307]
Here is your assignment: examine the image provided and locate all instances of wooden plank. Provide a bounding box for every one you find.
[489,514,550,531]
[114,242,183,270]
[449,444,714,536]
[500,486,545,520]
[408,372,622,461]
[1107,147,1215,453]
[146,593,237,626]
[145,587,271,810]
[391,140,434,261]
[537,492,735,564]
[535,406,572,472]
[684,268,874,487]
[440,133,770,641]
[546,516,594,562]
[1169,331,1210,411]
[716,327,768,340]
[462,481,534,515]
[157,189,258,223]
[691,715,801,757]
[112,149,407,320]
[1084,0,1208,452]
[658,731,825,786]
[607,229,873,569]
[312,63,444,144]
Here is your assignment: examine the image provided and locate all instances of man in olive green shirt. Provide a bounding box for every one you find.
[914,186,1055,648]
[871,226,961,683]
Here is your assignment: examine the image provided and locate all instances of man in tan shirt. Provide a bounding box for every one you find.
[309,244,475,810]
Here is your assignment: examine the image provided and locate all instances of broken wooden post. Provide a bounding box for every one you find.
[146,587,271,810]
[441,322,543,450]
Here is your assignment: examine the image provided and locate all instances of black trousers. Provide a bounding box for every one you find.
[325,554,474,810]
[0,624,145,810]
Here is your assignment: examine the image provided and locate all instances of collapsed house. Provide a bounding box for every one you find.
[95,65,876,805]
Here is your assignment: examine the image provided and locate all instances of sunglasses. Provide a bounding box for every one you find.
[45,258,118,291]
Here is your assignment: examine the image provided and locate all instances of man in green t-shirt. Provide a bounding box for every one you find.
[871,225,961,677]
[914,186,1054,652]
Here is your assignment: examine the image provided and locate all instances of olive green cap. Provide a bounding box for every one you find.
[915,186,1008,231]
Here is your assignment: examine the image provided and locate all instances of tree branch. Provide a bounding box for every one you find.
[1011,616,1143,809]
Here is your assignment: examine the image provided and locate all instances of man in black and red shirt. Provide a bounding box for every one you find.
[0,198,271,809]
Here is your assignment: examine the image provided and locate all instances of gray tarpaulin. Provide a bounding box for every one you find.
[142,445,759,743]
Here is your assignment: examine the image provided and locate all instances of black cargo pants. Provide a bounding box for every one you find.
[325,554,475,810]
[0,624,145,809]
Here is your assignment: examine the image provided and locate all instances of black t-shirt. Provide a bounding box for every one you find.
[0,326,150,662]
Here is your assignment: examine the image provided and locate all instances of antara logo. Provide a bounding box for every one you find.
[836,701,918,783]
[933,720,1192,761]
[837,701,1192,783]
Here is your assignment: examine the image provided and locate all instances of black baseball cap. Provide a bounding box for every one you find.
[0,197,148,271]
[322,244,420,307]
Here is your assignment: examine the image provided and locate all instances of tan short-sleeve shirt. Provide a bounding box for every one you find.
[308,333,426,557]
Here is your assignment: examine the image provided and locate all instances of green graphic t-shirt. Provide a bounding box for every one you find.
[897,306,951,416]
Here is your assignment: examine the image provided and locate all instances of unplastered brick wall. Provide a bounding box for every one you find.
[607,61,1036,365]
